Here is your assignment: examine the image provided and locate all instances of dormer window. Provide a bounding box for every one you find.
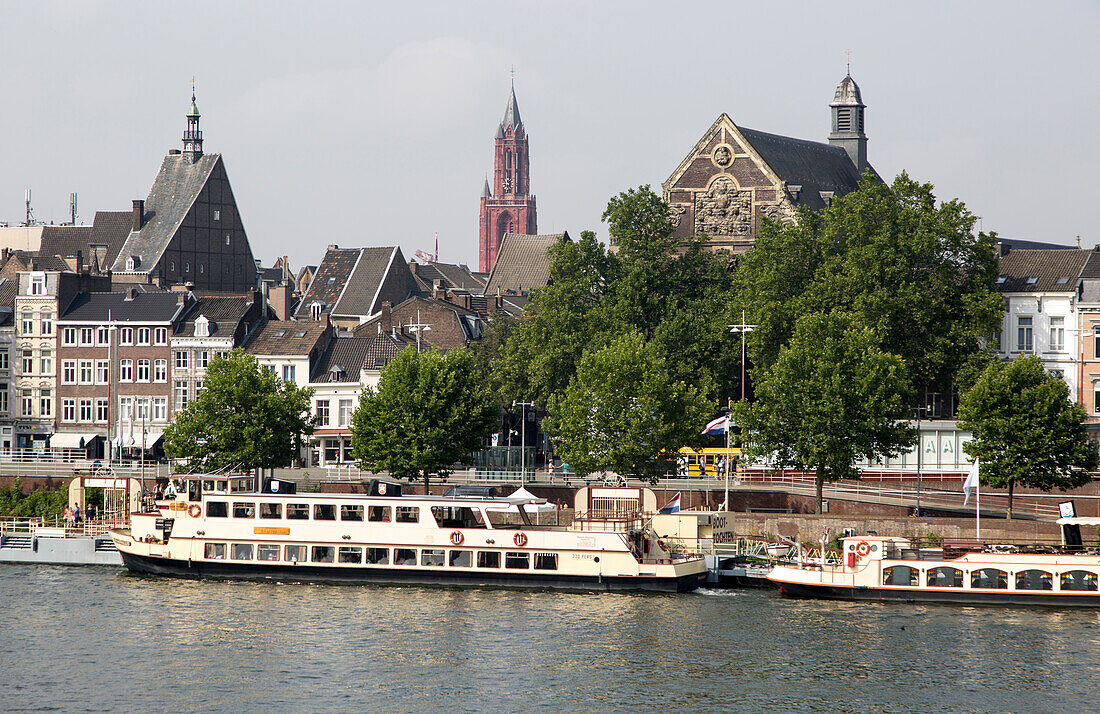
[213,210,220,221]
[126,255,139,271]
[996,277,1007,285]
[29,273,46,296]
[330,365,346,382]
[310,301,324,321]
[195,316,210,338]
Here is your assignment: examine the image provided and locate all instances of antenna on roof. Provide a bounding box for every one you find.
[22,189,36,227]
[69,193,78,225]
[843,48,853,75]
[434,232,439,262]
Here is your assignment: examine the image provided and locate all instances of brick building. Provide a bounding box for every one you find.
[479,84,537,273]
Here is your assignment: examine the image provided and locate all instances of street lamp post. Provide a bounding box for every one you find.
[728,310,757,511]
[913,404,927,517]
[513,401,536,483]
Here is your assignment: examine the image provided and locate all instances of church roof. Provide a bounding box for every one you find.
[831,74,864,107]
[38,211,132,269]
[484,232,566,295]
[499,85,524,135]
[111,153,221,273]
[738,126,868,210]
[482,177,492,198]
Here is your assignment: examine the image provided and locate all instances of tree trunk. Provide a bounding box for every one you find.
[816,466,825,514]
[423,471,431,497]
[1007,479,1014,520]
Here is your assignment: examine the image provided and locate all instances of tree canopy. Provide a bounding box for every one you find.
[958,353,1098,518]
[733,312,916,512]
[351,347,497,493]
[543,332,710,481]
[736,172,1003,396]
[164,349,314,472]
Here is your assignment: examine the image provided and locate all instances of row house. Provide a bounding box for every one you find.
[994,247,1090,402]
[13,263,110,451]
[55,289,196,458]
[307,332,410,467]
[172,292,266,415]
[245,319,333,390]
[1075,249,1100,438]
[0,278,15,451]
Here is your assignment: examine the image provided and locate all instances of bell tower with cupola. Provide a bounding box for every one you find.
[182,91,204,161]
[828,71,867,174]
[479,82,538,274]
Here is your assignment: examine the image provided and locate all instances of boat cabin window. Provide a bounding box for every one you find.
[205,542,226,559]
[311,545,335,563]
[188,480,202,502]
[206,501,228,518]
[882,565,918,586]
[505,552,529,569]
[927,567,963,587]
[430,506,486,529]
[339,546,362,564]
[394,548,417,565]
[259,503,282,519]
[421,549,445,567]
[231,543,254,560]
[1015,570,1053,591]
[230,478,256,493]
[368,506,391,522]
[287,504,309,520]
[340,505,364,522]
[477,552,500,568]
[395,506,419,524]
[258,544,280,561]
[203,479,227,494]
[233,502,255,519]
[313,504,336,521]
[285,545,306,562]
[449,550,472,567]
[971,568,1008,589]
[1060,570,1098,591]
[366,547,389,565]
[533,553,558,571]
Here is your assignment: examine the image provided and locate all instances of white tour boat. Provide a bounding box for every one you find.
[110,476,707,592]
[768,532,1100,606]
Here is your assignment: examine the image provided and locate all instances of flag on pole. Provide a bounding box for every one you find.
[702,416,729,435]
[658,492,682,514]
[963,458,980,506]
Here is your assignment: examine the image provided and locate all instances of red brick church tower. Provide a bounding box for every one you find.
[479,83,537,273]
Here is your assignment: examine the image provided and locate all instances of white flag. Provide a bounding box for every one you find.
[963,458,980,506]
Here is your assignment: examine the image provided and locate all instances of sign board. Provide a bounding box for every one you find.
[85,478,127,489]
[1059,501,1077,519]
[196,438,207,445]
[491,434,499,447]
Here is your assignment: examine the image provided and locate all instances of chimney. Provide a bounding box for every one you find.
[380,301,392,330]
[125,287,139,301]
[432,279,444,300]
[409,260,418,275]
[131,200,144,232]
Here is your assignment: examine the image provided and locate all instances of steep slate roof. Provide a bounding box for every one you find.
[1080,250,1100,280]
[294,246,417,320]
[411,261,486,293]
[60,290,193,322]
[738,126,869,211]
[177,295,255,337]
[38,211,132,269]
[111,153,221,272]
[332,247,403,317]
[312,336,376,383]
[484,232,565,294]
[361,332,414,369]
[997,248,1089,293]
[244,320,329,356]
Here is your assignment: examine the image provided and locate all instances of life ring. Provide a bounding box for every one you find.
[657,539,668,552]
[856,541,871,557]
[450,531,463,546]
[188,504,201,518]
[514,532,527,547]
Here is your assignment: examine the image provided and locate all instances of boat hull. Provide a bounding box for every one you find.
[119,551,706,593]
[773,579,1100,608]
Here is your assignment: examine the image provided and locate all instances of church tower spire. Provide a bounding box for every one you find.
[479,81,537,274]
[182,87,203,161]
[828,71,867,174]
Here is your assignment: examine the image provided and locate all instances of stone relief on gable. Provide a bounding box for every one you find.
[695,177,753,238]
[667,205,687,228]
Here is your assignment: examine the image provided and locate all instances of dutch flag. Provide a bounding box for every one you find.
[702,416,729,435]
[659,491,682,514]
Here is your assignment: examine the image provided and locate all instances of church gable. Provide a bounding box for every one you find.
[662,114,794,252]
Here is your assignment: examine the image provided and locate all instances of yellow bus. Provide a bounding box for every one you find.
[676,446,741,478]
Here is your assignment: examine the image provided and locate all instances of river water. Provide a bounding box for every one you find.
[1,565,1098,712]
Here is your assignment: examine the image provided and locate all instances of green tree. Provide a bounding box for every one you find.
[0,477,69,519]
[164,349,314,472]
[737,173,1003,396]
[733,313,916,513]
[958,353,1098,518]
[543,332,710,481]
[351,347,497,493]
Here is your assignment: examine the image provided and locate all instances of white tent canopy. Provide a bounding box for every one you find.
[486,487,558,515]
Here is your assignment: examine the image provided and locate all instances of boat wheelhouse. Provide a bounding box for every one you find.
[768,534,1100,607]
[110,476,706,593]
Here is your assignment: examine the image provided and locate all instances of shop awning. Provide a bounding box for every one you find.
[50,433,101,449]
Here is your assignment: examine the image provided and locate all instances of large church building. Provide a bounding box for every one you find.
[660,72,875,253]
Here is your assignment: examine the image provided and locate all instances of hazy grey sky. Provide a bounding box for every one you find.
[3,1,1098,271]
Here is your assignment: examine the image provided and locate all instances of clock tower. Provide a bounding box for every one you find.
[479,82,537,274]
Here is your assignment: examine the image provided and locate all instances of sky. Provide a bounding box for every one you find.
[2,1,1098,271]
